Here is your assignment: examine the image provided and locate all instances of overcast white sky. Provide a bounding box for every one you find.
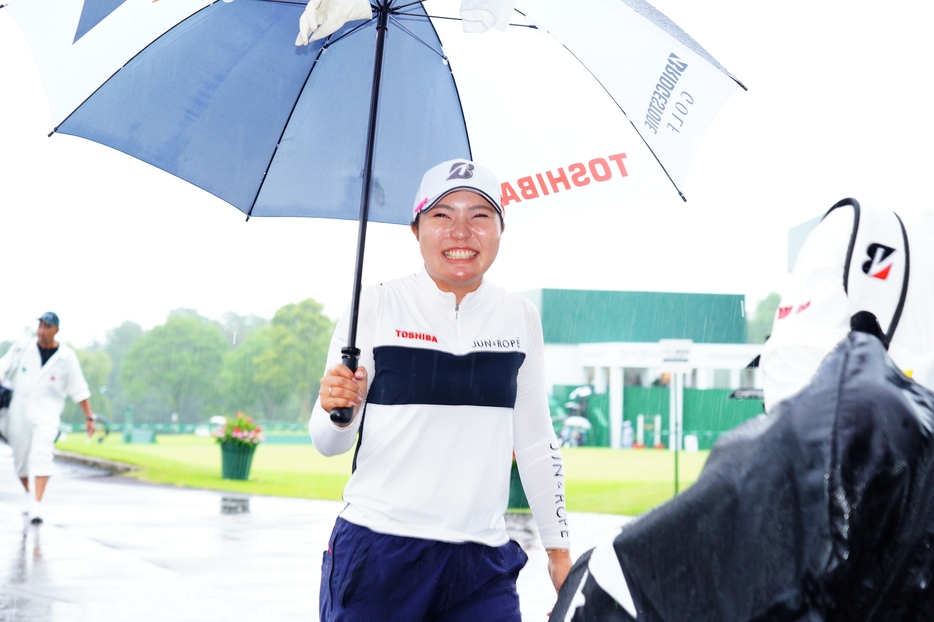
[1,1,931,348]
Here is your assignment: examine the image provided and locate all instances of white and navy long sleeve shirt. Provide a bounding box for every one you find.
[310,269,570,550]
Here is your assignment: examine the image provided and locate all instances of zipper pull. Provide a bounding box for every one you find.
[455,304,459,320]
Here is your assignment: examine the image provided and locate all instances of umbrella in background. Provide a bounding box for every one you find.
[2,0,744,421]
[562,415,592,430]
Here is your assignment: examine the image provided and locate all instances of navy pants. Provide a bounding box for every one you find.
[319,518,528,622]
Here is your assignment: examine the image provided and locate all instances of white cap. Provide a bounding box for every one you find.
[412,159,502,223]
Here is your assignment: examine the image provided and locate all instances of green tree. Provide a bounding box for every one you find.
[168,308,203,320]
[221,312,268,349]
[120,313,228,423]
[252,299,334,420]
[101,321,144,419]
[220,324,289,418]
[104,321,144,376]
[747,292,782,344]
[62,348,113,424]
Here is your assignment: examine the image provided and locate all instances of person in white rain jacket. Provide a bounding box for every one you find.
[0,312,94,524]
[761,199,934,411]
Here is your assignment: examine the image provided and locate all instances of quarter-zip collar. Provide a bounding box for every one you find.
[416,266,490,315]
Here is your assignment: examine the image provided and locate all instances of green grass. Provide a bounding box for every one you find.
[57,435,709,516]
[563,448,709,515]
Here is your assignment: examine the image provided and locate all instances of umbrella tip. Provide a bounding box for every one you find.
[245,215,250,222]
[47,128,57,138]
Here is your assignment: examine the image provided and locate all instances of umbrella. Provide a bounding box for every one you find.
[562,415,592,430]
[3,0,744,421]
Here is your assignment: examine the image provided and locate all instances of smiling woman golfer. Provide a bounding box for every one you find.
[310,159,571,621]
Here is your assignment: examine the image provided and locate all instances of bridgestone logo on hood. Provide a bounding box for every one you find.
[862,243,897,280]
[644,54,689,134]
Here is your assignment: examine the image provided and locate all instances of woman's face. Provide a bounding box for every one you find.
[411,190,503,302]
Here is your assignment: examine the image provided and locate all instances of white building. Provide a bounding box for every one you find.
[521,289,763,450]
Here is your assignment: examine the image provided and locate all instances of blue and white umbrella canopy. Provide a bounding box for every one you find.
[4,0,744,225]
[6,0,745,422]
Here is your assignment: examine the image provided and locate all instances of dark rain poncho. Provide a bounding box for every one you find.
[551,331,934,621]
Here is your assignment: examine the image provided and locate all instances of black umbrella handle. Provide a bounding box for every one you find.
[329,347,361,425]
[329,6,389,425]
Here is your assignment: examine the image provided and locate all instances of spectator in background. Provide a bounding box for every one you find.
[0,312,94,524]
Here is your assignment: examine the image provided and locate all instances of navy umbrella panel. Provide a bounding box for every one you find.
[57,0,470,224]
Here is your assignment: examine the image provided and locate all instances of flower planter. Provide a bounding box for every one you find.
[221,442,257,480]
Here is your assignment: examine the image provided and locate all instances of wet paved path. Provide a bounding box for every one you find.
[0,444,627,621]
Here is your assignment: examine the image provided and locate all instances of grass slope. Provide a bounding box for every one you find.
[57,434,709,516]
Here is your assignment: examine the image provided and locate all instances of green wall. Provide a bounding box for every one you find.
[682,389,764,449]
[551,385,763,450]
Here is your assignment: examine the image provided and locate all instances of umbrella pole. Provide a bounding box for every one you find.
[331,3,390,424]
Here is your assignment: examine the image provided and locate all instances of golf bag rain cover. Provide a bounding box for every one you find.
[551,332,934,621]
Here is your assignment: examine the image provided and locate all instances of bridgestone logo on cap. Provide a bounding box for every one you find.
[447,162,475,181]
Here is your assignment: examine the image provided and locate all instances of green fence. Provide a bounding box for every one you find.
[623,386,669,447]
[60,421,307,434]
[551,385,763,450]
[682,389,764,450]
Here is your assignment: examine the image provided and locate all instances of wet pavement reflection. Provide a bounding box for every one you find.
[1,525,51,622]
[0,444,627,621]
